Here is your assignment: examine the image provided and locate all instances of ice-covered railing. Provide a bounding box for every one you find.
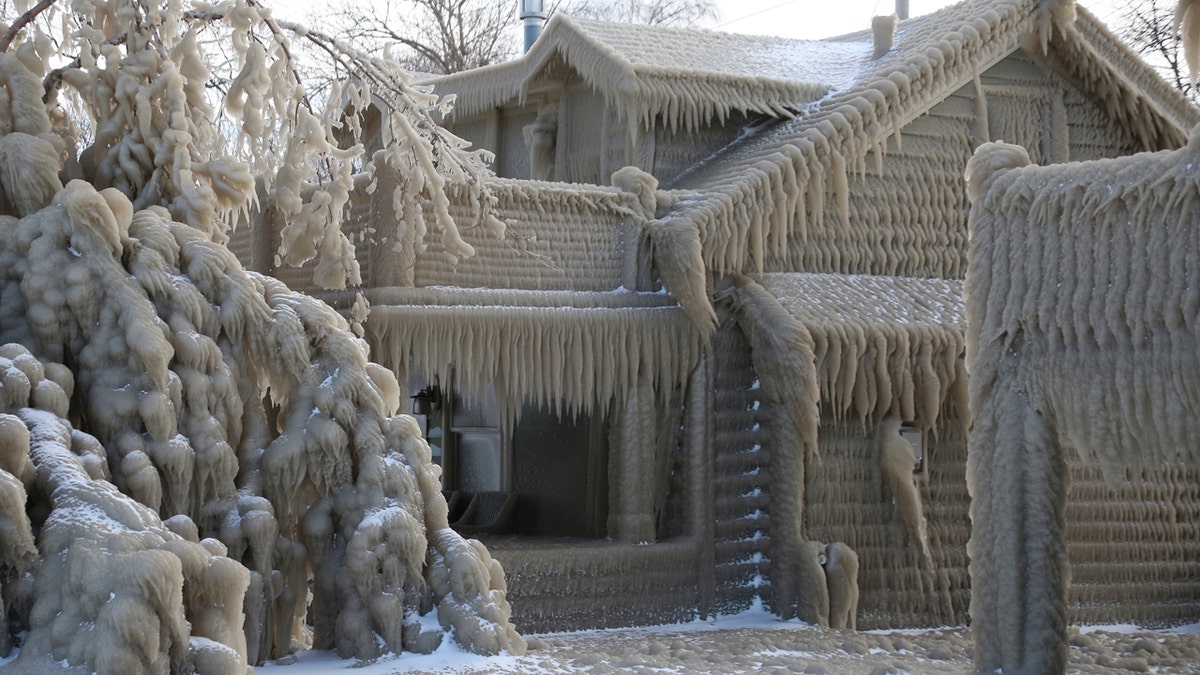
[250,160,643,295]
[964,131,1200,674]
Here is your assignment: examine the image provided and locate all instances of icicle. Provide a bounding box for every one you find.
[972,62,990,144]
[879,418,933,570]
[1176,0,1200,87]
[830,150,850,227]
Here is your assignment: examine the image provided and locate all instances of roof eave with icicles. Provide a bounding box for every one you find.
[754,272,968,429]
[1035,5,1200,151]
[627,68,824,133]
[516,14,641,111]
[427,14,836,134]
[364,287,706,422]
[647,0,1200,330]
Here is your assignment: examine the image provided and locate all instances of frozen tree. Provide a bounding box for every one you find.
[1118,0,1200,101]
[562,0,718,26]
[322,0,518,75]
[321,0,718,76]
[0,0,522,672]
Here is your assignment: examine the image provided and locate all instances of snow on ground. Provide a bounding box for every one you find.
[5,601,1197,673]
[254,603,1200,675]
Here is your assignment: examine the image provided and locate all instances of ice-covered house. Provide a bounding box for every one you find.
[232,0,1200,635]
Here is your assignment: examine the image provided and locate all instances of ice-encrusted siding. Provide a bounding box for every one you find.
[1065,458,1200,627]
[804,415,971,630]
[485,540,705,633]
[711,318,772,615]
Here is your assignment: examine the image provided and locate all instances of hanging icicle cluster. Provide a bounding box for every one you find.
[367,298,704,421]
[435,14,866,133]
[966,135,1200,479]
[1179,0,1200,86]
[758,273,966,428]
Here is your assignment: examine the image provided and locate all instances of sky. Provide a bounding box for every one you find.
[704,0,1128,40]
[288,0,1133,44]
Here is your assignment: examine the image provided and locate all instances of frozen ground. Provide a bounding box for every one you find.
[250,605,1200,675]
[5,604,1197,673]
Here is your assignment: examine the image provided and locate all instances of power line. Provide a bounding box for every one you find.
[714,0,805,29]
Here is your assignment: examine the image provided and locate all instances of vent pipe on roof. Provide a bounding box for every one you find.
[873,15,898,58]
[520,0,547,53]
[896,0,909,20]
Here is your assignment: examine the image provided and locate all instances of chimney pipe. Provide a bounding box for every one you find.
[896,0,909,20]
[520,0,547,53]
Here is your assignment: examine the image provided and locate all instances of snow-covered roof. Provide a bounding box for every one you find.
[427,14,873,131]
[759,272,964,330]
[646,0,1200,330]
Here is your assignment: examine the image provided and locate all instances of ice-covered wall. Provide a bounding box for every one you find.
[250,164,641,295]
[716,273,968,628]
[709,317,773,615]
[804,415,971,629]
[965,133,1200,674]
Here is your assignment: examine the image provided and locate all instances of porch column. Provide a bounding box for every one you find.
[685,351,716,617]
[969,374,1068,675]
[608,371,657,543]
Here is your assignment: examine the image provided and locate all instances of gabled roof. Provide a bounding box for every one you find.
[644,0,1200,329]
[427,14,873,131]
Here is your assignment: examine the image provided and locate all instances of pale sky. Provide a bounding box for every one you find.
[283,0,1132,45]
[705,0,1128,40]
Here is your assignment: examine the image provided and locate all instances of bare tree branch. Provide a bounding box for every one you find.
[0,0,56,52]
[1118,0,1198,102]
[319,0,718,76]
[561,0,718,27]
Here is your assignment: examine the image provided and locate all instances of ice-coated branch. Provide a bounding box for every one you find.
[0,1,523,671]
